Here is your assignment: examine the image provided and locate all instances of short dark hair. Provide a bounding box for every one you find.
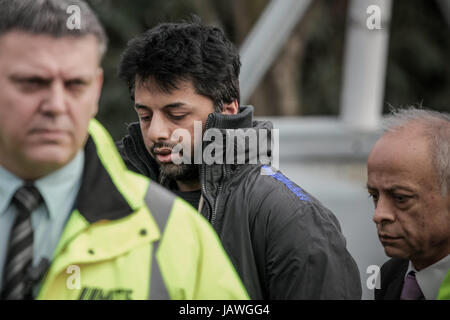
[0,0,107,58]
[118,19,241,112]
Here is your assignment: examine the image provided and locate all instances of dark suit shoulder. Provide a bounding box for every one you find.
[381,257,409,275]
[375,258,409,300]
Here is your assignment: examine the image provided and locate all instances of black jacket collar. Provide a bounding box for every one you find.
[75,137,133,223]
[205,105,254,130]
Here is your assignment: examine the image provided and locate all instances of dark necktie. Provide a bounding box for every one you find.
[400,271,425,300]
[1,185,42,300]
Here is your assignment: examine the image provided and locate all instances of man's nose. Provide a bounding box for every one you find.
[41,81,67,115]
[147,113,170,143]
[372,196,395,225]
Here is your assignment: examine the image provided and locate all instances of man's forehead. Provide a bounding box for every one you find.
[372,124,429,156]
[368,126,438,185]
[6,63,97,80]
[135,77,194,93]
[0,31,100,71]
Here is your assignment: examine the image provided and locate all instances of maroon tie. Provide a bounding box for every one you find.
[400,271,425,300]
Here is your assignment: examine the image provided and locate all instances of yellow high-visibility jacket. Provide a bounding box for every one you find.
[37,119,249,300]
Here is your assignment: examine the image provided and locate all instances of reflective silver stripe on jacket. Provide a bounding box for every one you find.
[144,180,176,300]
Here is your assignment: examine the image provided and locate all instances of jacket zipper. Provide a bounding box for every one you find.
[211,182,222,227]
[211,163,230,227]
[201,115,215,222]
[201,163,213,221]
[201,115,231,227]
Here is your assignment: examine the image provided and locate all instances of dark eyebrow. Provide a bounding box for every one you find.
[366,184,416,194]
[134,103,149,111]
[162,102,185,110]
[385,185,416,193]
[65,76,90,83]
[134,102,186,111]
[9,74,52,84]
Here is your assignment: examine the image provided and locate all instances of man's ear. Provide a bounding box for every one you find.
[221,100,239,115]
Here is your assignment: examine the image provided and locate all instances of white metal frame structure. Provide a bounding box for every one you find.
[239,0,393,160]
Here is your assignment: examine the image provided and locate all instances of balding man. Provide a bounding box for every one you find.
[366,107,450,300]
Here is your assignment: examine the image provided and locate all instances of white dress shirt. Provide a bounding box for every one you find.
[406,254,450,300]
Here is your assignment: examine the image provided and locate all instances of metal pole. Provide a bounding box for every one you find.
[239,0,312,104]
[340,0,393,130]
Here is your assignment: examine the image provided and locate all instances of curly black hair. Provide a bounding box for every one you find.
[118,18,241,112]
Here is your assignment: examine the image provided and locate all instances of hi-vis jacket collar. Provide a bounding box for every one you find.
[79,119,146,223]
[50,119,160,265]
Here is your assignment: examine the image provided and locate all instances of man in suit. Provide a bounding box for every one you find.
[366,107,450,300]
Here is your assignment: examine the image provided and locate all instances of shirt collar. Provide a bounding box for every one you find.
[408,254,450,300]
[405,261,419,275]
[0,151,84,220]
[34,151,84,220]
[0,166,23,215]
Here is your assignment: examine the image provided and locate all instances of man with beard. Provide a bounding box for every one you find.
[117,20,362,299]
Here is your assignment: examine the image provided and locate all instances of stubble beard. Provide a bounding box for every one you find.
[158,162,200,184]
[150,141,200,185]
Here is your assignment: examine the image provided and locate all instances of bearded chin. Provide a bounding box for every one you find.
[158,163,200,184]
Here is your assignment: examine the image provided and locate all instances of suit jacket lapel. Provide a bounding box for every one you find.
[384,268,406,299]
